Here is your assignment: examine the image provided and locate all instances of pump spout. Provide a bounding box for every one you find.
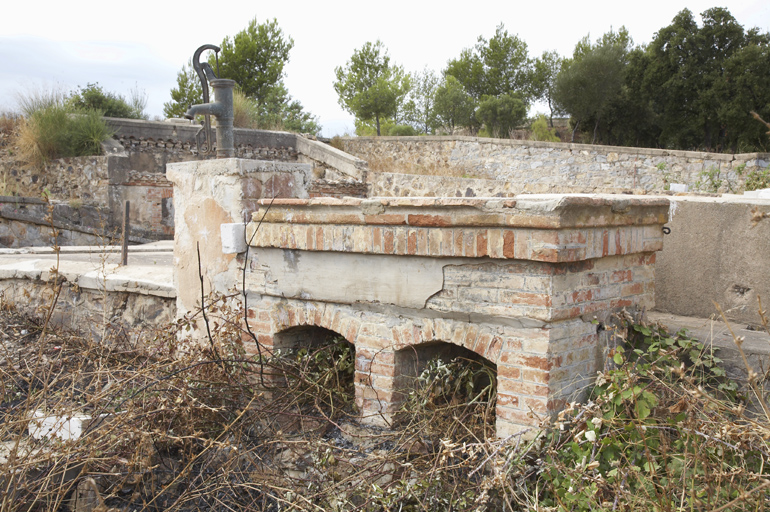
[184,102,224,120]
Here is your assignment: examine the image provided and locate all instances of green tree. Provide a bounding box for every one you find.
[476,92,527,138]
[445,24,533,102]
[164,18,319,134]
[721,34,770,151]
[444,49,486,100]
[402,67,439,134]
[531,51,565,127]
[334,40,409,136]
[639,8,770,151]
[432,75,477,133]
[258,84,321,134]
[216,18,293,103]
[163,60,203,118]
[478,24,532,99]
[554,28,631,142]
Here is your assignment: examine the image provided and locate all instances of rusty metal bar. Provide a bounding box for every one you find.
[121,200,129,266]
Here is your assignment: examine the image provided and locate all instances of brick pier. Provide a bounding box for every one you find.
[242,196,668,436]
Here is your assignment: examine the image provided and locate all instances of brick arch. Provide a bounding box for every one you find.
[389,317,504,364]
[248,300,364,354]
[271,325,348,352]
[246,299,528,431]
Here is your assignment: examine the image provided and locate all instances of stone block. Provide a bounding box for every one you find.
[221,223,246,254]
[28,410,113,441]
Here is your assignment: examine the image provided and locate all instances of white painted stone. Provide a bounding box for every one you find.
[744,188,770,198]
[28,410,111,441]
[221,223,247,254]
[669,183,688,192]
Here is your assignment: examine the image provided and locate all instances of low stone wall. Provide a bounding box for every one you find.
[341,136,769,194]
[0,195,167,248]
[0,196,119,248]
[0,119,369,246]
[368,172,643,198]
[5,155,114,204]
[308,179,368,198]
[0,249,175,344]
[0,278,175,343]
[109,118,367,182]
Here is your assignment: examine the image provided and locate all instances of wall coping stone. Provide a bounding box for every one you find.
[249,194,667,263]
[253,195,669,229]
[107,118,367,180]
[342,135,770,162]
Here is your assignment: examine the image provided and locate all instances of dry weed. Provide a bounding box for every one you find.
[1,289,768,511]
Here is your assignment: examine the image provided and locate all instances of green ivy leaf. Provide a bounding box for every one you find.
[636,400,651,419]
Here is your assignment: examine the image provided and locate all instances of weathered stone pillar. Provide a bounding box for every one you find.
[166,158,310,329]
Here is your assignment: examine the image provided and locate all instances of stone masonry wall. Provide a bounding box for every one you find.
[116,133,299,175]
[340,136,770,194]
[0,196,120,248]
[2,155,113,204]
[0,278,175,344]
[0,119,366,245]
[368,172,644,198]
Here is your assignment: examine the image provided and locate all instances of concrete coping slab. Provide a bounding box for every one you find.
[252,194,670,229]
[0,242,174,298]
[0,240,173,256]
[0,259,175,298]
[247,195,667,262]
[166,158,312,177]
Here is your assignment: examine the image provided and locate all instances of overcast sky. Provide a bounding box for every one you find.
[2,0,769,137]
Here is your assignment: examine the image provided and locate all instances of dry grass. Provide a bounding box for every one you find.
[1,263,769,512]
[0,113,19,137]
[0,290,505,511]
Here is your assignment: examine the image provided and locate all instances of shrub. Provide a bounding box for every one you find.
[71,108,114,155]
[535,317,767,511]
[388,124,418,136]
[13,88,113,168]
[739,161,770,191]
[530,114,560,142]
[746,168,770,191]
[70,83,146,119]
[15,102,73,168]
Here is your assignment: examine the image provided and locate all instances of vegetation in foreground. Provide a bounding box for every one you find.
[1,288,768,511]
